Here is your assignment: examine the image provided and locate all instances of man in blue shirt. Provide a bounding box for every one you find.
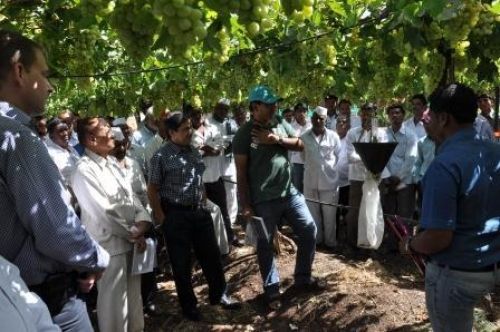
[0,30,109,331]
[403,83,500,332]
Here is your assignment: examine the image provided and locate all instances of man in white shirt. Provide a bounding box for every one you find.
[345,103,389,247]
[301,106,341,248]
[383,105,418,219]
[132,106,159,148]
[190,107,235,246]
[474,94,495,140]
[324,94,338,130]
[338,99,361,129]
[143,109,171,179]
[335,115,351,236]
[71,117,152,332]
[45,118,80,187]
[404,94,428,140]
[206,99,241,245]
[290,102,312,193]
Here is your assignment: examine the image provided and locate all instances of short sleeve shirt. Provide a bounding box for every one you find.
[232,116,297,204]
[149,142,205,205]
[421,127,500,269]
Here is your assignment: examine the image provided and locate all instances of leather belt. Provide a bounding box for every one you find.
[164,201,202,211]
[431,260,499,273]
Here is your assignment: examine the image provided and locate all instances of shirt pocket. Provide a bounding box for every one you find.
[320,145,335,160]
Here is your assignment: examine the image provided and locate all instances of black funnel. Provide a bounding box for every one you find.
[353,142,398,175]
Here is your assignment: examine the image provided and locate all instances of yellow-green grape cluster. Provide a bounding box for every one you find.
[153,0,207,57]
[110,1,160,60]
[281,0,314,23]
[471,5,499,36]
[317,39,337,69]
[205,0,274,37]
[438,0,481,47]
[420,51,445,94]
[79,0,114,18]
[66,29,100,85]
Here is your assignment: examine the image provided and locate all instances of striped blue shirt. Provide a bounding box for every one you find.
[0,102,109,285]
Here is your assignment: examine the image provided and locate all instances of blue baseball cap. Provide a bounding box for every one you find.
[248,85,282,104]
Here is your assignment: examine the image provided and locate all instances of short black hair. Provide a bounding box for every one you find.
[360,102,376,111]
[411,94,427,105]
[429,83,477,124]
[477,93,492,100]
[338,99,351,106]
[294,102,307,111]
[0,30,44,84]
[386,104,405,114]
[76,117,98,146]
[47,117,65,135]
[165,111,190,133]
[324,94,338,101]
[282,107,293,114]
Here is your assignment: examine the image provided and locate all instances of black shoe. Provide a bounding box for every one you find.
[183,308,202,321]
[212,294,242,310]
[292,277,328,293]
[144,303,160,317]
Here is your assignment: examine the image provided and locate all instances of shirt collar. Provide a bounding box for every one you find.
[437,127,476,154]
[85,149,110,169]
[166,141,192,154]
[0,101,32,127]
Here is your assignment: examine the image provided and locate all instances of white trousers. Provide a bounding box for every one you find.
[222,174,238,225]
[97,251,143,332]
[304,187,338,247]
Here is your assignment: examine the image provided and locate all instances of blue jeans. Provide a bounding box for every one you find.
[53,296,93,331]
[425,261,500,332]
[253,194,317,297]
[292,163,304,193]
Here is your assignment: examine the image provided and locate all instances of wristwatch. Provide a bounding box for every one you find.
[277,136,284,145]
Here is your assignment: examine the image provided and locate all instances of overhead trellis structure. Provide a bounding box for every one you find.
[0,0,499,116]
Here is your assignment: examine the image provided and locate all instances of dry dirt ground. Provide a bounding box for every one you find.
[145,233,499,332]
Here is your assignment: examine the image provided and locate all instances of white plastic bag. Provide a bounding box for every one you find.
[357,175,384,249]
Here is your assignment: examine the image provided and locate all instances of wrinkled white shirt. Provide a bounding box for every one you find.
[301,128,341,190]
[403,117,426,140]
[385,126,418,184]
[45,138,80,186]
[290,120,312,164]
[192,124,223,183]
[346,126,390,181]
[0,255,60,332]
[205,114,238,177]
[336,136,350,187]
[116,156,150,211]
[71,150,151,256]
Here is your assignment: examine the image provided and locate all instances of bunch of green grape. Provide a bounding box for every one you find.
[471,4,499,37]
[110,1,160,61]
[204,0,274,37]
[281,0,314,23]
[79,0,114,18]
[439,0,481,47]
[152,0,207,57]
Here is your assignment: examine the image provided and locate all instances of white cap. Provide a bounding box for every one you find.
[146,106,154,116]
[112,117,127,126]
[111,127,125,141]
[314,106,328,117]
[218,98,231,106]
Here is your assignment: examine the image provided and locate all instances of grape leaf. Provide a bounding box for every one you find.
[422,0,447,17]
[327,1,347,17]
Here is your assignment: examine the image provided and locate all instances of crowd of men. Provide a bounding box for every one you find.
[1,30,499,332]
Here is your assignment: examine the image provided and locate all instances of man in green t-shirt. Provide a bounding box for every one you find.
[233,85,320,309]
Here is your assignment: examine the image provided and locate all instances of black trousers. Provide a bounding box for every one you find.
[205,177,234,243]
[162,206,226,313]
